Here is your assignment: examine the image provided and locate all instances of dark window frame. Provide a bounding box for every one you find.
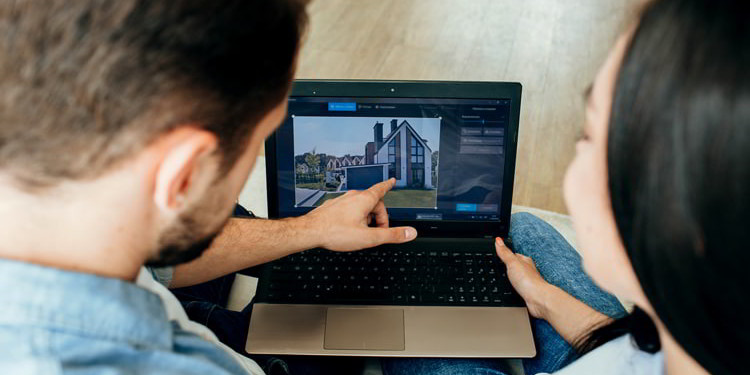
[388,133,401,180]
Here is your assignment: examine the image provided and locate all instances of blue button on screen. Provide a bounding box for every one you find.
[328,102,357,111]
[456,203,478,212]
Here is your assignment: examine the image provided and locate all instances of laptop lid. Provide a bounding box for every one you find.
[265,80,521,239]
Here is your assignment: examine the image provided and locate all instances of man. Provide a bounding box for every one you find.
[0,1,416,374]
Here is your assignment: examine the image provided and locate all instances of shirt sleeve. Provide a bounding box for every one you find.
[549,335,664,375]
[147,266,174,288]
[233,203,255,218]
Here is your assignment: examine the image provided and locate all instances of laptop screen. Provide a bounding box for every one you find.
[270,96,512,223]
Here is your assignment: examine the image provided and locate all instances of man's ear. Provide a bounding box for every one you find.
[152,127,218,213]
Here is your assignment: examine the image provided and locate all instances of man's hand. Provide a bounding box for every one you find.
[171,181,414,287]
[301,178,418,251]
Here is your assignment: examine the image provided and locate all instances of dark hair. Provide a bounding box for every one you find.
[581,0,750,373]
[0,0,308,189]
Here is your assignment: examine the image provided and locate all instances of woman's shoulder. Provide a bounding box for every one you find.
[548,335,663,375]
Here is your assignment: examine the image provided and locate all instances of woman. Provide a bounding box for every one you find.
[385,0,749,374]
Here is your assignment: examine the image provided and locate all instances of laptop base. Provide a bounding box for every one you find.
[246,304,535,358]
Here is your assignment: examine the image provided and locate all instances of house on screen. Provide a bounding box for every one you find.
[343,119,433,190]
[326,155,365,171]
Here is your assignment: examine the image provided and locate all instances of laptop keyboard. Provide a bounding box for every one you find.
[261,248,523,307]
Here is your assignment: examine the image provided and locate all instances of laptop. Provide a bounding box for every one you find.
[246,80,535,358]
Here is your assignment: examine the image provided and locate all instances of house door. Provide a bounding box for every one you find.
[411,166,424,187]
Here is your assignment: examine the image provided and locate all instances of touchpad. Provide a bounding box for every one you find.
[324,308,405,350]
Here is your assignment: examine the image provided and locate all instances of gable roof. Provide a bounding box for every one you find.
[377,120,432,154]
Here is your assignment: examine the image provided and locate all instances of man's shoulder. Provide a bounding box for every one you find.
[0,356,62,375]
[0,261,250,375]
[0,325,249,375]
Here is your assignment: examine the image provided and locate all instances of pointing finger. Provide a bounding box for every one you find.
[365,178,396,202]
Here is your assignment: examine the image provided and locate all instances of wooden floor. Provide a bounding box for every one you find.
[294,0,641,213]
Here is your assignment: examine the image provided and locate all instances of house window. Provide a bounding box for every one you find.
[410,137,425,186]
[388,134,401,179]
[410,137,424,164]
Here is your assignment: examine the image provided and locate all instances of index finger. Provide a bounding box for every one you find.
[366,178,396,201]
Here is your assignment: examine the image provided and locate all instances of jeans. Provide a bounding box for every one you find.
[381,212,627,375]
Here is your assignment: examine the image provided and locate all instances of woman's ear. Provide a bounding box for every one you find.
[151,127,218,213]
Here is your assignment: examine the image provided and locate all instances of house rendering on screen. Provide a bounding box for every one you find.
[342,119,433,190]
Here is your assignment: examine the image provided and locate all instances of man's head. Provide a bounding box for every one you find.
[0,0,307,272]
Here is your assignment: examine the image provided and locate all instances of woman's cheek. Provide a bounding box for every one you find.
[563,151,597,255]
[563,147,619,291]
[563,153,585,213]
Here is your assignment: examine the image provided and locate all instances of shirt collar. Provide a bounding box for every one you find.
[0,258,173,350]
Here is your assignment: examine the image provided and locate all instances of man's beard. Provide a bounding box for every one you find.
[145,206,231,268]
[144,232,219,268]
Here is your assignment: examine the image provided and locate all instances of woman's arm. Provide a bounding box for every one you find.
[535,282,611,345]
[495,238,611,345]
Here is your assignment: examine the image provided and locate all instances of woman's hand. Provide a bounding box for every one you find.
[495,237,554,319]
[495,237,612,345]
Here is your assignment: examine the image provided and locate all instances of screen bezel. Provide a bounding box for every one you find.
[265,79,521,238]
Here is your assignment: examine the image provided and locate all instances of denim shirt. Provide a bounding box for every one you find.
[0,258,250,374]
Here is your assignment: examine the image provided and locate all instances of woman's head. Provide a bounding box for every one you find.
[564,0,749,372]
